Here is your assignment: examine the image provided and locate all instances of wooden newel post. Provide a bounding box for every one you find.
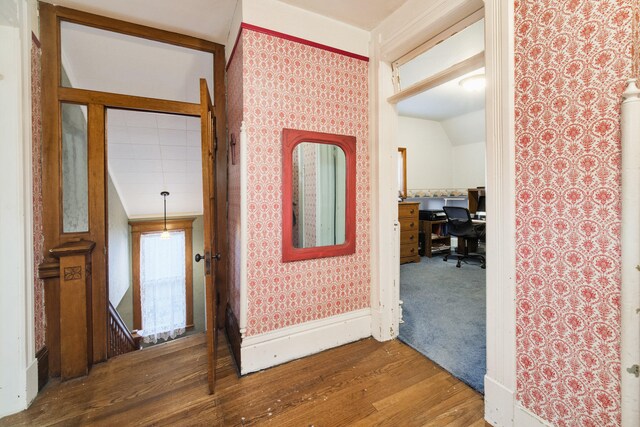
[49,240,96,380]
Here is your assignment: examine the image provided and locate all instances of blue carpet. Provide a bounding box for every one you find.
[399,254,486,393]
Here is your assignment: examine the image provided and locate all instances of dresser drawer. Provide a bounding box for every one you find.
[400,243,418,259]
[399,218,418,232]
[400,230,418,245]
[398,203,419,219]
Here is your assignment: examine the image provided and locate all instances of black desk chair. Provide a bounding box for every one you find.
[442,206,485,269]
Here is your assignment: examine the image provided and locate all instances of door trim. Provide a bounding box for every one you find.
[39,2,228,372]
[369,0,516,425]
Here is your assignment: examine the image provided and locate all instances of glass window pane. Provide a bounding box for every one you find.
[61,103,89,233]
[398,19,484,90]
[60,21,213,103]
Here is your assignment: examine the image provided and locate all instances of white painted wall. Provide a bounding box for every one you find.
[0,0,38,417]
[451,143,485,188]
[441,108,485,146]
[108,175,131,306]
[227,0,370,61]
[444,110,486,188]
[398,112,486,190]
[398,116,452,188]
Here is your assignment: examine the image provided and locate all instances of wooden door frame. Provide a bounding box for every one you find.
[39,2,228,370]
[130,218,196,332]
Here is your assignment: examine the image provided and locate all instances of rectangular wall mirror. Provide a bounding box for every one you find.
[282,129,356,262]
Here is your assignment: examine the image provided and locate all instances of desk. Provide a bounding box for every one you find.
[456,219,485,254]
[419,219,450,257]
[467,188,485,216]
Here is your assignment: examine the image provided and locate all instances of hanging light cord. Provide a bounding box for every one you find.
[161,191,170,238]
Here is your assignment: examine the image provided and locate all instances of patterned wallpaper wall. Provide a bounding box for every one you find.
[227,35,244,320]
[32,36,45,352]
[514,1,637,425]
[234,28,370,336]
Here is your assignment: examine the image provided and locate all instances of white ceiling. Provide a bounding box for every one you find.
[41,0,238,44]
[396,19,485,121]
[397,68,485,122]
[59,21,211,218]
[61,21,214,103]
[42,0,407,43]
[279,0,409,30]
[107,109,203,218]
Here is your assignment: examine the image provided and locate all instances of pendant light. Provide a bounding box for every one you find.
[160,191,170,239]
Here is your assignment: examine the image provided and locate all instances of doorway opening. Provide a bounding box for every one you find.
[394,15,487,393]
[40,3,226,394]
[106,108,206,348]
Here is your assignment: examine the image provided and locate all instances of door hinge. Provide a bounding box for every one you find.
[627,364,640,378]
[391,65,401,91]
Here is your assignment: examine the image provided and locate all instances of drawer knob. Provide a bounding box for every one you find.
[410,222,415,227]
[410,235,414,240]
[410,209,415,214]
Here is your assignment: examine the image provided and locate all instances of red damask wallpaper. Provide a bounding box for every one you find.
[32,36,45,352]
[232,28,370,336]
[514,1,636,425]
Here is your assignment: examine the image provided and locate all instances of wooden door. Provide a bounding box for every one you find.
[199,79,218,393]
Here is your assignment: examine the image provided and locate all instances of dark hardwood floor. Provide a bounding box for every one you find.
[1,333,487,426]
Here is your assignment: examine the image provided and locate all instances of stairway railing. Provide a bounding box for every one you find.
[108,302,141,358]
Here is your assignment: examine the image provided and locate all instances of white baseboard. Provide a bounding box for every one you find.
[514,405,552,427]
[26,357,38,404]
[485,375,551,427]
[484,375,515,426]
[240,308,372,374]
[0,358,38,419]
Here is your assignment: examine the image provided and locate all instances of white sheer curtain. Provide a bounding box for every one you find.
[140,230,186,343]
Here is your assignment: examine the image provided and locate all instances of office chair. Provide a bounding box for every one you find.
[442,206,485,269]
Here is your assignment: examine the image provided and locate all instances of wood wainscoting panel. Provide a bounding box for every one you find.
[35,346,49,391]
[224,303,241,373]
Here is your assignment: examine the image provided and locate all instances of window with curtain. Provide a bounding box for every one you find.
[140,230,186,343]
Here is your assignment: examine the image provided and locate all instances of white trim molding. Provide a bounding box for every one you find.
[483,0,518,424]
[0,0,38,417]
[371,0,520,425]
[514,405,553,427]
[240,309,372,374]
[620,78,640,427]
[239,121,248,335]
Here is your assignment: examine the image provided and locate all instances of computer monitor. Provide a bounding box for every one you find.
[476,195,486,218]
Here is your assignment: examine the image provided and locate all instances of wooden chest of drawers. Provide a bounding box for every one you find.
[399,202,420,264]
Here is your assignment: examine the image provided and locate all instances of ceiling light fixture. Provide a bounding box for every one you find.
[160,191,170,240]
[459,74,486,91]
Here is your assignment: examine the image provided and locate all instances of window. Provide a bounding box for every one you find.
[130,219,195,343]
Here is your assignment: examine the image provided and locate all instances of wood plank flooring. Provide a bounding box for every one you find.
[1,334,488,426]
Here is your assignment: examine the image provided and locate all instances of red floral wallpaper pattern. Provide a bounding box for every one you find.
[32,37,45,351]
[239,28,370,336]
[514,1,636,425]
